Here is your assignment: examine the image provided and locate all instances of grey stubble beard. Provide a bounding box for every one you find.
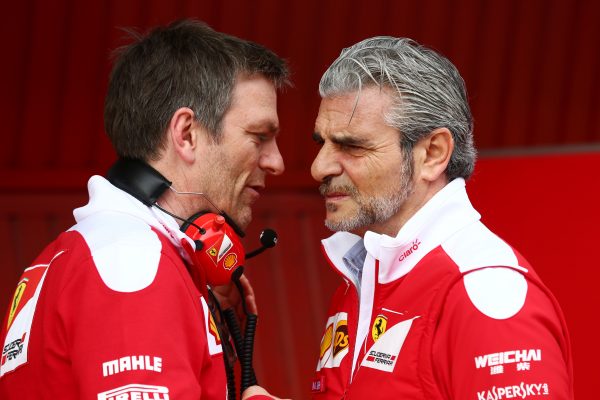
[320,164,413,233]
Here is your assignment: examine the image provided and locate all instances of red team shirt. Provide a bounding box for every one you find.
[312,179,574,400]
[0,176,231,399]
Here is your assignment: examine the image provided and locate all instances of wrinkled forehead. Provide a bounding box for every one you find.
[316,87,395,130]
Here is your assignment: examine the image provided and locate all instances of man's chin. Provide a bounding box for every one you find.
[325,216,361,233]
[231,210,251,232]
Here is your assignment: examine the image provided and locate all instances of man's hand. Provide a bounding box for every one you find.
[211,274,258,323]
[242,385,290,400]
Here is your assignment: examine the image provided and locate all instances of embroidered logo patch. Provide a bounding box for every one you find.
[476,382,549,399]
[317,312,349,371]
[371,315,387,342]
[474,349,542,376]
[7,279,28,331]
[361,316,419,372]
[333,320,349,356]
[200,297,222,356]
[1,251,63,377]
[319,325,333,359]
[97,384,169,400]
[208,312,221,345]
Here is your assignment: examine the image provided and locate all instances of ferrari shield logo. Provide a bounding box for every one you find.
[371,315,387,341]
[7,279,28,330]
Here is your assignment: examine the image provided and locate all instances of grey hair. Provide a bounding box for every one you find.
[319,36,476,181]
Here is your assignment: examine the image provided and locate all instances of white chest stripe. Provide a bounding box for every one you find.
[351,255,376,379]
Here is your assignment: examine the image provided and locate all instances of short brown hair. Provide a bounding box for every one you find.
[104,19,290,161]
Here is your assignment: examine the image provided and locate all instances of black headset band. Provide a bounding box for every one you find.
[107,158,172,206]
[107,158,246,238]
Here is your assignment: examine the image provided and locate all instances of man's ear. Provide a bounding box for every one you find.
[414,128,454,182]
[168,107,201,164]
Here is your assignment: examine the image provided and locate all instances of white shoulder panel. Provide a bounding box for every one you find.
[72,213,162,292]
[463,267,528,319]
[442,221,528,319]
[442,221,525,273]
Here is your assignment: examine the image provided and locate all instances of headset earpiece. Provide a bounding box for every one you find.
[181,211,246,286]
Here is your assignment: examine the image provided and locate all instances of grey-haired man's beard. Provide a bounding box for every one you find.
[319,176,413,233]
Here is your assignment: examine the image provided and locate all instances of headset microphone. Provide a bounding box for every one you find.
[245,229,278,259]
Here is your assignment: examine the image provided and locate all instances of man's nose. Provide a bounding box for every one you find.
[259,140,285,176]
[311,144,342,182]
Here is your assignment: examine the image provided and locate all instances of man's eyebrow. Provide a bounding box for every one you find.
[329,133,369,147]
[313,131,369,147]
[247,120,279,133]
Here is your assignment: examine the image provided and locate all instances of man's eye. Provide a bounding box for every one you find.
[251,132,269,142]
[312,132,329,146]
[340,143,360,151]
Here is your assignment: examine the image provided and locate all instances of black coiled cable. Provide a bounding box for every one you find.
[226,274,259,396]
[210,270,260,399]
[241,313,258,393]
[223,309,258,396]
[208,289,237,400]
[223,308,244,364]
[225,354,237,400]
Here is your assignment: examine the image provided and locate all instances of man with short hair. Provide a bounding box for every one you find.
[0,20,288,400]
[311,37,573,399]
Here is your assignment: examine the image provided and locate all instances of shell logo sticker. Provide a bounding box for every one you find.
[316,312,349,371]
[319,324,333,359]
[333,320,349,356]
[223,253,238,270]
[372,315,387,342]
[7,279,28,330]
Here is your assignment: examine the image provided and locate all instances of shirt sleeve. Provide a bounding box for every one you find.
[432,267,573,400]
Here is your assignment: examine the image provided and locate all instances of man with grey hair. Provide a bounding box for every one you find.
[311,37,573,399]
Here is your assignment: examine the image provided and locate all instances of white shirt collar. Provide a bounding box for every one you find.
[74,175,195,261]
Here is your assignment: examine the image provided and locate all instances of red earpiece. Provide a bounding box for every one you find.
[181,212,246,286]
